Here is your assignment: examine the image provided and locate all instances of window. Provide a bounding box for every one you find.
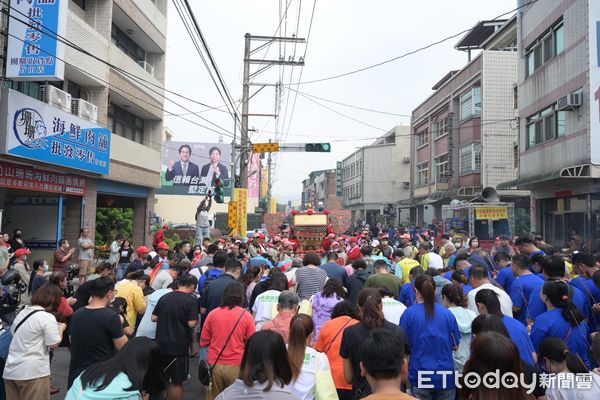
[526,106,566,148]
[72,0,85,10]
[108,103,145,144]
[111,24,146,64]
[432,117,449,139]
[460,143,482,174]
[460,87,481,121]
[416,129,429,148]
[513,85,518,109]
[513,144,519,169]
[525,21,564,76]
[435,154,449,178]
[417,162,428,186]
[8,80,41,99]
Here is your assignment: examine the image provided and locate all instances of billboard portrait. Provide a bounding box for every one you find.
[157,141,232,196]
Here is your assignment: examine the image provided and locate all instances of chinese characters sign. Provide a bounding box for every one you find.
[6,0,68,80]
[157,141,231,196]
[475,207,508,221]
[0,162,86,195]
[2,88,111,175]
[233,188,247,236]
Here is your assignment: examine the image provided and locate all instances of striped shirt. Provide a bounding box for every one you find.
[295,267,328,300]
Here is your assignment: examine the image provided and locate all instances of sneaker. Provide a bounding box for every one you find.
[50,386,60,395]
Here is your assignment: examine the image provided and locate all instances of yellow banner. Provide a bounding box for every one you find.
[475,207,508,220]
[227,201,238,234]
[269,197,277,213]
[233,188,248,236]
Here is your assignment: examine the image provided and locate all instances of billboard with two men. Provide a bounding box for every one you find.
[157,141,232,196]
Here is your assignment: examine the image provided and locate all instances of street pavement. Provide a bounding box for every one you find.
[50,347,207,399]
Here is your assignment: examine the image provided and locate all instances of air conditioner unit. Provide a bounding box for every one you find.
[556,92,582,111]
[72,98,98,123]
[40,85,72,112]
[402,157,410,163]
[138,60,154,75]
[402,181,410,189]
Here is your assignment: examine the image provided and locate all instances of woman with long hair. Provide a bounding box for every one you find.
[200,281,256,399]
[400,275,460,399]
[48,271,74,321]
[459,332,529,400]
[215,330,297,399]
[241,265,261,305]
[28,259,48,296]
[315,301,360,400]
[538,337,600,399]
[66,336,166,399]
[530,280,591,368]
[441,282,477,372]
[287,313,336,400]
[340,288,407,399]
[116,239,133,281]
[312,278,345,340]
[475,289,536,366]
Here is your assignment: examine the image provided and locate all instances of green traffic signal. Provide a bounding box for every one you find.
[214,178,224,203]
[305,143,331,152]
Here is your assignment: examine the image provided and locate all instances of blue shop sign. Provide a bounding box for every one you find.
[2,88,111,175]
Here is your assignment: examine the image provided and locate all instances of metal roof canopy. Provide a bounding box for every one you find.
[455,20,508,51]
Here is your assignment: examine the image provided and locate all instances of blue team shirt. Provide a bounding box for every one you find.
[496,265,515,294]
[510,274,544,324]
[399,282,416,307]
[530,308,591,369]
[400,303,461,389]
[462,283,473,295]
[502,315,535,366]
[526,283,590,322]
[581,279,600,333]
[198,268,225,289]
[570,276,589,293]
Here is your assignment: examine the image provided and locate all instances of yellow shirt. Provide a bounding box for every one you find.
[115,279,146,327]
[396,258,421,284]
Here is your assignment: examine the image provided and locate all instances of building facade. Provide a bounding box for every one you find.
[342,126,411,226]
[410,17,528,228]
[301,169,342,211]
[499,0,600,250]
[0,0,167,261]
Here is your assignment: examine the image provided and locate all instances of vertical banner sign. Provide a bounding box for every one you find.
[233,188,247,236]
[590,3,600,163]
[227,201,238,235]
[6,0,68,80]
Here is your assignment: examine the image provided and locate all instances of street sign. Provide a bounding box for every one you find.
[252,142,280,153]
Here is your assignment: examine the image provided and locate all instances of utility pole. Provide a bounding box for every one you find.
[239,33,305,189]
[266,139,273,208]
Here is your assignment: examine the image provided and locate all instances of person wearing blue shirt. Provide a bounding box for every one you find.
[530,280,591,369]
[509,254,544,324]
[494,252,515,294]
[448,270,472,295]
[399,266,423,307]
[246,255,273,269]
[320,252,349,287]
[526,255,590,323]
[400,275,460,400]
[569,274,589,293]
[474,288,536,366]
[573,252,600,333]
[514,236,545,262]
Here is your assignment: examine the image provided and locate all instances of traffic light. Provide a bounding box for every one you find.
[305,143,331,152]
[214,178,224,203]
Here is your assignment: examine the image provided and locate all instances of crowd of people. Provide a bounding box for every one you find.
[0,224,600,400]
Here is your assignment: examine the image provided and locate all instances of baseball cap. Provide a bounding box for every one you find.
[257,232,266,239]
[349,237,358,243]
[328,233,335,238]
[331,241,340,247]
[15,248,31,257]
[371,240,380,247]
[273,236,282,242]
[136,246,151,254]
[156,242,169,250]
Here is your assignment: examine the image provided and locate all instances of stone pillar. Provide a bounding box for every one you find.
[82,178,98,241]
[63,196,82,248]
[133,189,154,246]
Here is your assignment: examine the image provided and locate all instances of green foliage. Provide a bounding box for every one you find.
[164,232,181,250]
[515,207,531,237]
[95,208,133,246]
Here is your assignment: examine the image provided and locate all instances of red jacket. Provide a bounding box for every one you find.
[153,229,165,247]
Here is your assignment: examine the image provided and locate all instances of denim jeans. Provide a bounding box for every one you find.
[116,263,129,281]
[410,387,456,400]
[196,225,210,244]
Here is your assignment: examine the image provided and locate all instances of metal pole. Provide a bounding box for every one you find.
[56,193,63,248]
[267,139,272,208]
[240,33,251,188]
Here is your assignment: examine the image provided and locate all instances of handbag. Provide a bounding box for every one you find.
[198,309,246,386]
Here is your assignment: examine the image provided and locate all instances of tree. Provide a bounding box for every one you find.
[515,207,531,237]
[96,208,133,246]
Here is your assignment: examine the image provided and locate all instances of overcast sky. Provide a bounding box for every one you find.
[164,0,514,203]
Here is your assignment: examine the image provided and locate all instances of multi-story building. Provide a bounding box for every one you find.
[0,0,167,261]
[301,169,342,211]
[498,0,600,250]
[342,126,411,226]
[410,17,528,227]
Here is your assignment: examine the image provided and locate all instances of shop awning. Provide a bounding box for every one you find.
[497,164,599,189]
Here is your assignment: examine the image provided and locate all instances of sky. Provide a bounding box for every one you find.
[164,0,515,203]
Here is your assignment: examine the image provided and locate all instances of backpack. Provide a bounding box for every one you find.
[199,268,223,295]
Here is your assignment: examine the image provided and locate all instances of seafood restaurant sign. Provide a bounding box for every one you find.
[0,88,111,175]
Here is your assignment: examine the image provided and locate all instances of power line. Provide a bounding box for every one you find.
[287,0,538,86]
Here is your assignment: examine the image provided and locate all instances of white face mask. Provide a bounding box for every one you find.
[44,263,49,272]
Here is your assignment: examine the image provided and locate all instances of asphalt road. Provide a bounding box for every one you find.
[50,347,207,399]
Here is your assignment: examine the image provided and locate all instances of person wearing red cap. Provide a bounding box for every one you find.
[13,248,32,297]
[323,233,335,252]
[124,246,151,277]
[248,233,266,258]
[347,237,361,263]
[153,223,169,251]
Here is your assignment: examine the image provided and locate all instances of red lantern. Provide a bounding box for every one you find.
[291,210,298,216]
[323,209,330,215]
[307,209,314,215]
